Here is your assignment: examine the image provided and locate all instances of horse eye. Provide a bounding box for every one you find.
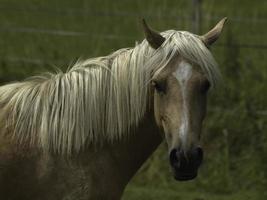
[152,81,165,93]
[201,79,211,93]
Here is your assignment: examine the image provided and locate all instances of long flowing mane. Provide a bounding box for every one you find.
[0,30,220,154]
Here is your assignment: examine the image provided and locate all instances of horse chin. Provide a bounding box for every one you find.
[173,169,198,181]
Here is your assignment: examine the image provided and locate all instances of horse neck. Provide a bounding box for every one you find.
[79,109,163,195]
[112,110,163,181]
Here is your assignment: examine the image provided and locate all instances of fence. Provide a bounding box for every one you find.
[1,3,267,64]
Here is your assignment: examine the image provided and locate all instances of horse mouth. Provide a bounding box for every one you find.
[173,170,198,181]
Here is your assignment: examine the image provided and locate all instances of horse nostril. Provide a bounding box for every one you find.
[169,147,203,170]
[196,147,203,160]
[189,147,203,165]
[169,148,187,169]
[169,149,179,166]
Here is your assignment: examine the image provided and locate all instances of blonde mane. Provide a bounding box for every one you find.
[0,30,220,154]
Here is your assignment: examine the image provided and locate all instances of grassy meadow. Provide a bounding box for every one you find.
[0,0,267,199]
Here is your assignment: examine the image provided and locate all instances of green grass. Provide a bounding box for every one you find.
[123,185,267,200]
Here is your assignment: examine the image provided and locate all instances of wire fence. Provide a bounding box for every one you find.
[1,5,267,73]
[1,26,267,49]
[0,5,266,47]
[1,5,267,23]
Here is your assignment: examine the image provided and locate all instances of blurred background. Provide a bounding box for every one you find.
[0,0,267,199]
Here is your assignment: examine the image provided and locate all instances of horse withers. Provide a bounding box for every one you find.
[0,18,226,199]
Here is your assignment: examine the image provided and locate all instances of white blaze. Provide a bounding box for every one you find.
[172,61,192,149]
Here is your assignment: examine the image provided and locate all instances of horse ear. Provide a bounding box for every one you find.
[142,19,165,49]
[201,17,227,47]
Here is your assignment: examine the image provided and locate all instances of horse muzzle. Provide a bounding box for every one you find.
[169,147,203,181]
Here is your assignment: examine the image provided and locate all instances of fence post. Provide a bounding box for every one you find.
[192,0,202,34]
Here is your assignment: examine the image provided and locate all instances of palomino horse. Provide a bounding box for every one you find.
[0,18,226,199]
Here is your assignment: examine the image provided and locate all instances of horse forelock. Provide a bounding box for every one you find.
[0,30,220,154]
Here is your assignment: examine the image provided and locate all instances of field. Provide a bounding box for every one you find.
[0,0,267,199]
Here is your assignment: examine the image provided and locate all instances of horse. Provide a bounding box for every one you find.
[0,18,227,200]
